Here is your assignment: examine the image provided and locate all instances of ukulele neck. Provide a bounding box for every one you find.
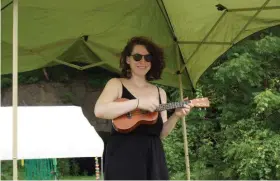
[155,100,191,112]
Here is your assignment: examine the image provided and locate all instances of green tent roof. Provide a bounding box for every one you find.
[2,0,280,90]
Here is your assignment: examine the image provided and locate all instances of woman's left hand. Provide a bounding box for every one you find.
[173,97,194,118]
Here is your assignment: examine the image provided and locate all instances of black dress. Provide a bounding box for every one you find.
[104,83,169,180]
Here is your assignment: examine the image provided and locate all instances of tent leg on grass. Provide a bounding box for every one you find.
[101,157,104,180]
[12,0,19,180]
[178,73,191,180]
[53,158,57,180]
[176,47,191,180]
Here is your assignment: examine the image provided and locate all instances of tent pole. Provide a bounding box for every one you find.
[177,73,191,180]
[101,157,104,179]
[0,0,1,108]
[227,5,280,12]
[0,2,2,180]
[175,37,191,179]
[231,0,270,44]
[12,0,19,180]
[179,10,227,73]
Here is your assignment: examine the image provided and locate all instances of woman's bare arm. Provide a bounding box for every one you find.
[94,78,138,120]
[159,88,181,139]
[159,88,193,139]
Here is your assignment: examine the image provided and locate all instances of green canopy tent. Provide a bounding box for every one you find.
[1,0,280,180]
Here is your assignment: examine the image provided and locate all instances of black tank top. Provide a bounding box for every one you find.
[110,82,163,136]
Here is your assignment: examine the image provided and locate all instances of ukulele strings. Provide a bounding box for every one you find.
[128,105,205,116]
[128,111,151,116]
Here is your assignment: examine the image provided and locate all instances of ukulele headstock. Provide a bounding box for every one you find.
[189,97,210,108]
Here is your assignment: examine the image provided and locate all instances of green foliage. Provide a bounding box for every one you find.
[87,75,113,88]
[1,66,116,89]
[1,77,12,88]
[70,159,80,176]
[0,161,25,180]
[214,53,264,87]
[253,89,280,116]
[86,66,117,88]
[163,27,280,180]
[57,159,71,177]
[60,92,75,104]
[221,119,280,179]
[162,84,210,179]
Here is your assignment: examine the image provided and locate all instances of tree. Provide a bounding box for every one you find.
[163,26,280,180]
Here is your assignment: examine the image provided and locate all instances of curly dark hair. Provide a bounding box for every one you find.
[119,36,165,81]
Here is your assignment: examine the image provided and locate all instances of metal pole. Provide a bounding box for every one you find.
[12,0,19,180]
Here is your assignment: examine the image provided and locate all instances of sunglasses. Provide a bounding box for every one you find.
[131,53,152,62]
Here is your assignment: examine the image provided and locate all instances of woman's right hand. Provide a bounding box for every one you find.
[137,97,159,112]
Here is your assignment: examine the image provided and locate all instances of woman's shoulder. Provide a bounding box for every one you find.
[103,77,123,92]
[101,77,123,99]
[106,77,123,86]
[148,83,166,94]
[150,84,166,100]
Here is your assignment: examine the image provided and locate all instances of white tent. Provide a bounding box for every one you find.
[0,106,104,160]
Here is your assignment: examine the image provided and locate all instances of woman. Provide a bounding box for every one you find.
[94,36,193,180]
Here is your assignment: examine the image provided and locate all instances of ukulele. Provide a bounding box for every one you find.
[112,97,210,133]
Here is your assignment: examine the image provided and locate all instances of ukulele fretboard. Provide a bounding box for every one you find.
[155,100,190,112]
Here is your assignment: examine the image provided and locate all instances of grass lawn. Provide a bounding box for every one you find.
[60,175,98,180]
[1,173,101,180]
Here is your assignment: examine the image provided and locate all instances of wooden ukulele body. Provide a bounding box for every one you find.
[112,98,159,133]
[111,97,210,133]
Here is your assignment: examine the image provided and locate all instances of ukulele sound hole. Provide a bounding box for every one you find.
[141,110,148,114]
[126,112,132,119]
